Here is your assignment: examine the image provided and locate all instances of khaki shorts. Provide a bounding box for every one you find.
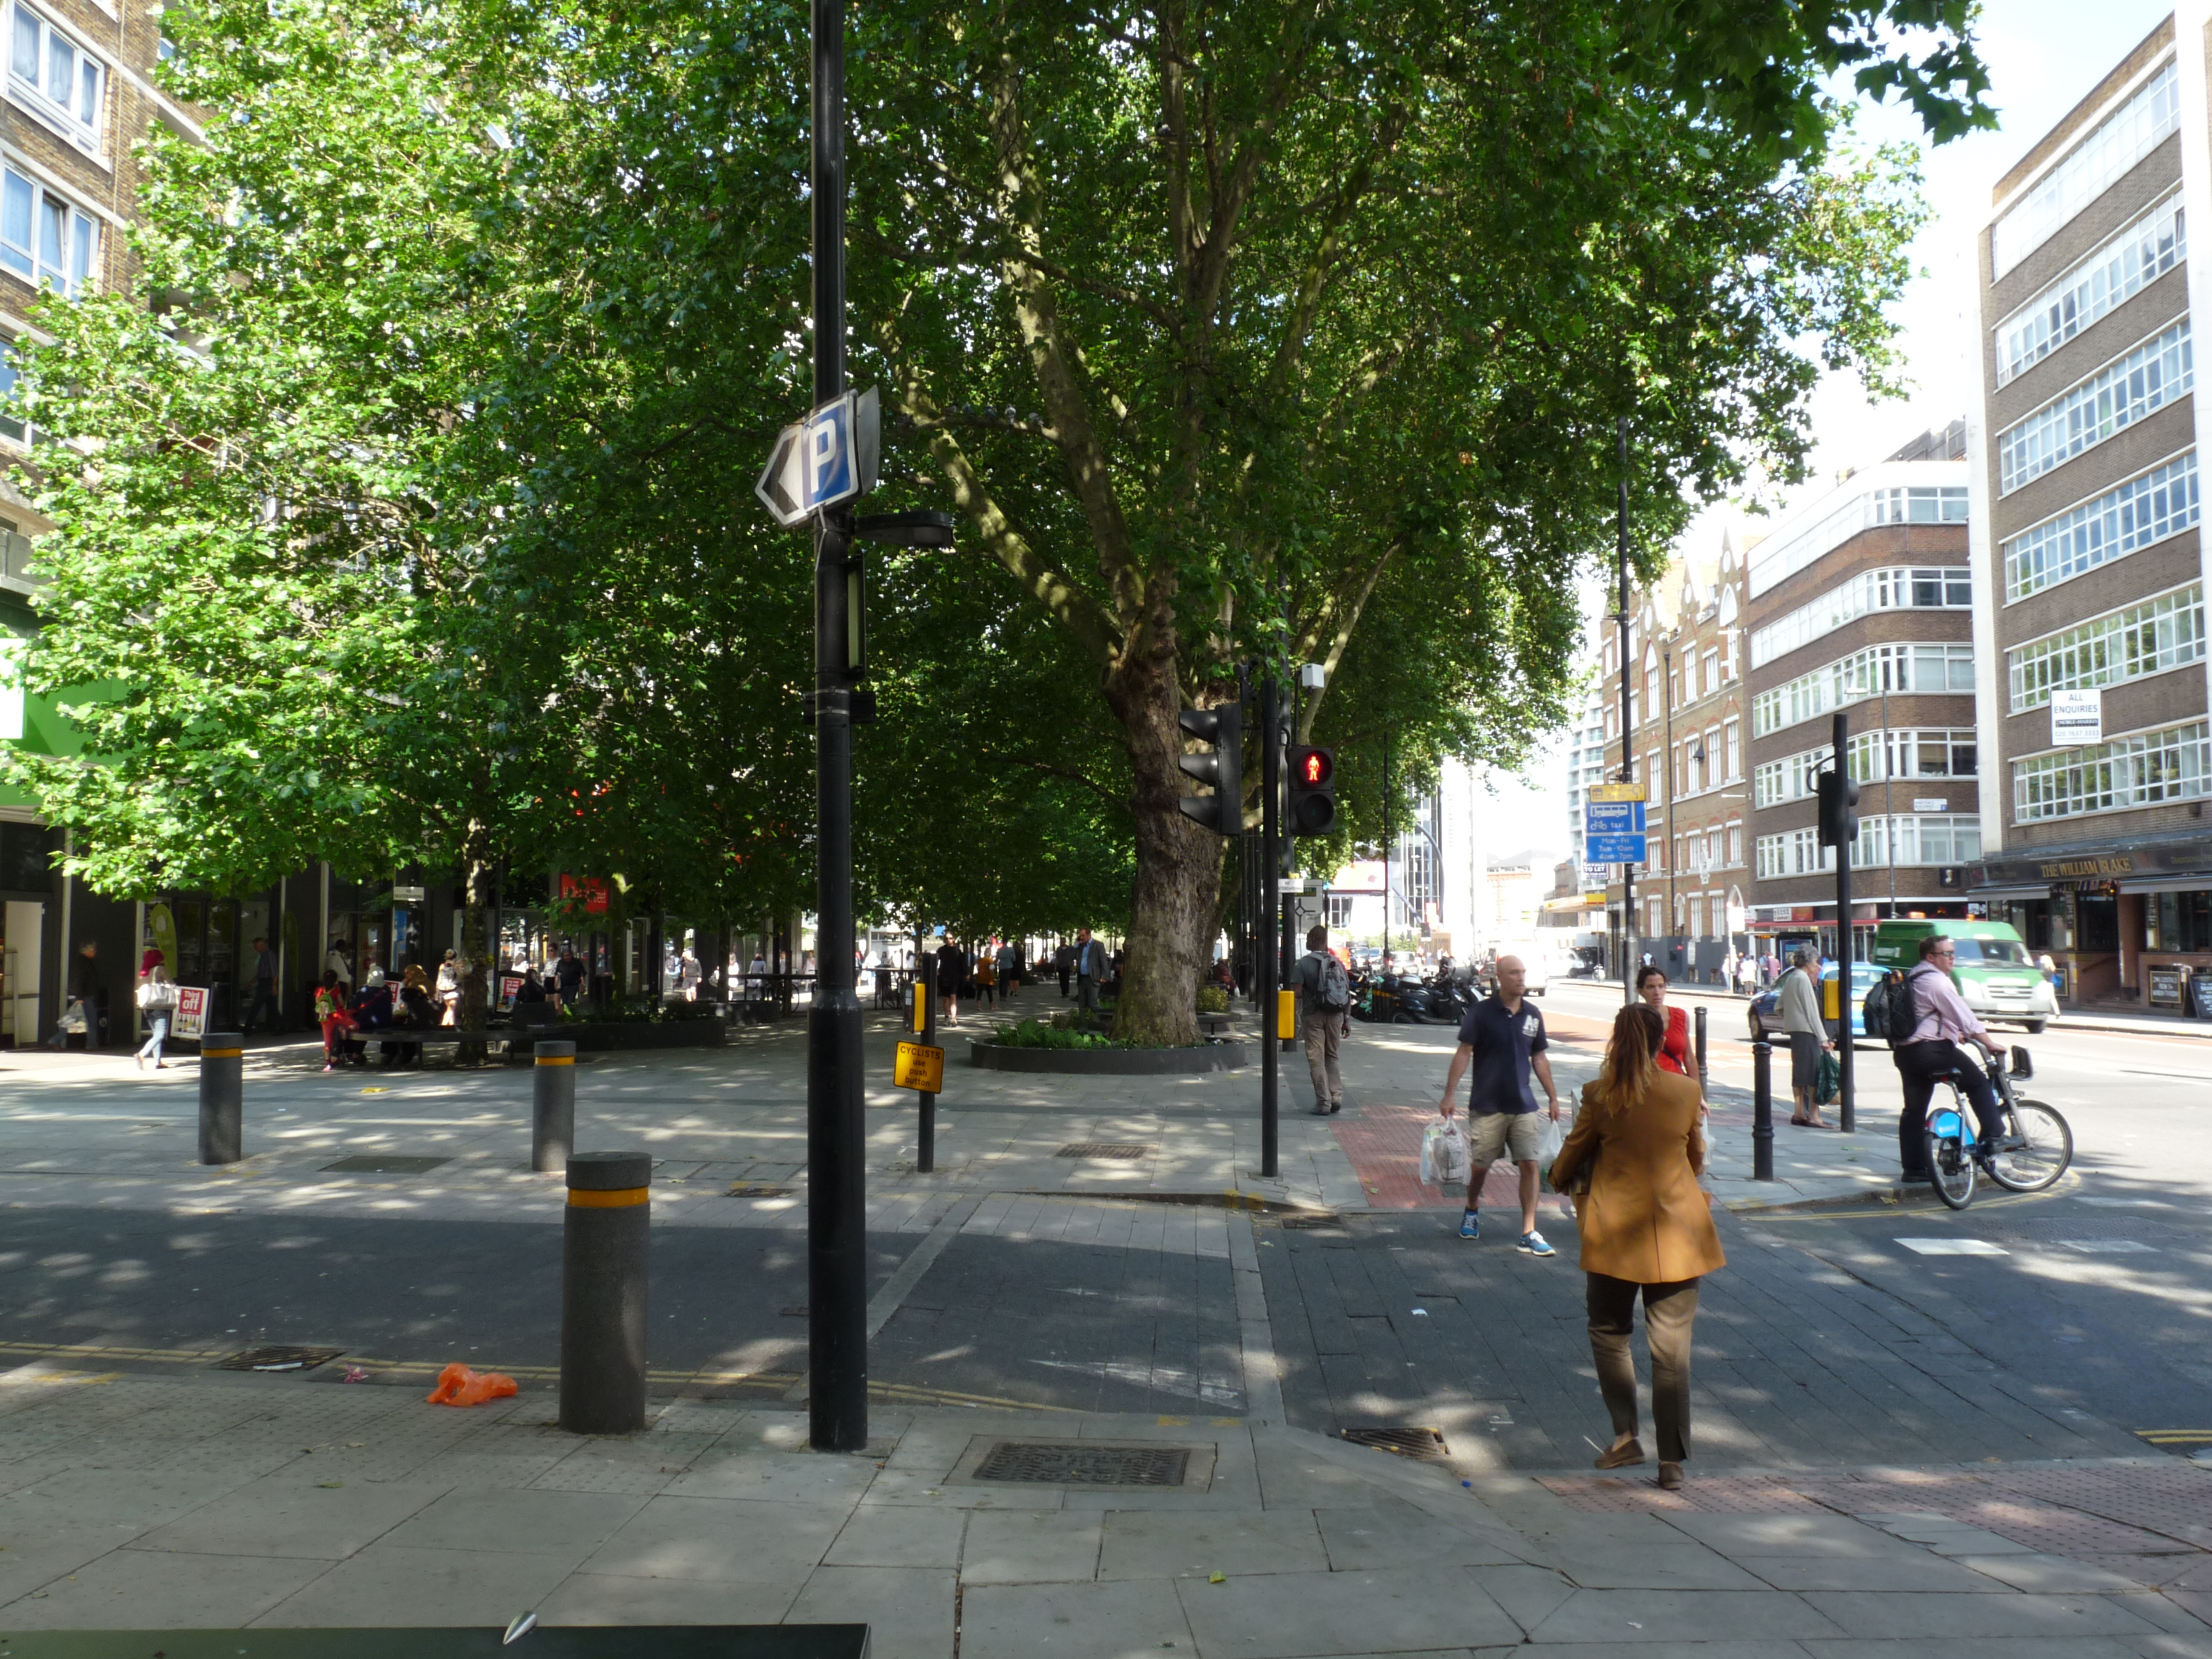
[1466,1109,1545,1164]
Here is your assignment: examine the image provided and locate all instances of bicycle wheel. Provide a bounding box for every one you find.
[1924,1102,1976,1210]
[1985,1099,2072,1193]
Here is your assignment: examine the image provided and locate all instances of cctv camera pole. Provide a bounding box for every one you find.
[806,0,866,1453]
[1259,676,1281,1179]
[1832,712,1855,1134]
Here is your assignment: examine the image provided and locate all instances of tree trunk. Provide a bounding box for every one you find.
[457,820,492,1067]
[1106,637,1221,1047]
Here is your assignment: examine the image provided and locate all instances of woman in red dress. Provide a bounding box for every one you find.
[1635,966,1696,1081]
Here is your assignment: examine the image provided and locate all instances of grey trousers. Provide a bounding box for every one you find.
[1077,976,1098,1014]
[1302,1010,1342,1107]
[1586,1273,1701,1463]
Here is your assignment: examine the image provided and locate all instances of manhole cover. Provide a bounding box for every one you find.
[215,1346,346,1373]
[974,1442,1190,1486]
[320,1155,451,1175]
[729,1182,794,1197]
[1278,1215,1345,1230]
[1338,1426,1447,1460]
[1055,1144,1151,1159]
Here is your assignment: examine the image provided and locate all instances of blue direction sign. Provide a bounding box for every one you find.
[757,388,880,527]
[1584,798,1646,866]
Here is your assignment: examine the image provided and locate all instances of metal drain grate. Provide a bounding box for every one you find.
[1338,1426,1447,1460]
[1055,1144,1152,1159]
[1278,1215,1346,1230]
[321,1155,451,1175]
[215,1345,346,1373]
[729,1182,794,1197]
[974,1441,1190,1486]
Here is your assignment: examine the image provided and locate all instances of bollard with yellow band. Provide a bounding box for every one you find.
[560,1150,649,1434]
[532,1039,577,1173]
[905,971,943,1171]
[1276,988,1298,1042]
[198,1030,244,1165]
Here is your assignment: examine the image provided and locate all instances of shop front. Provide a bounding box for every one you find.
[1970,835,2212,1013]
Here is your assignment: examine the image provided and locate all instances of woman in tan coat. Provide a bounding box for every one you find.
[1549,1002,1726,1490]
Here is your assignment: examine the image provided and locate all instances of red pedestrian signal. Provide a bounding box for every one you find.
[1287,746,1336,837]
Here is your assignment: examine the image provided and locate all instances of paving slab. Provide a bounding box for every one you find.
[1796,1587,2165,1638]
[250,1540,576,1626]
[959,1577,1199,1659]
[1949,1550,2167,1594]
[0,1547,328,1628]
[1098,1507,1327,1580]
[785,1564,956,1659]
[126,1472,449,1560]
[1175,1564,1523,1657]
[960,1509,1104,1584]
[574,1494,848,1584]
[1524,1587,1847,1644]
[823,1501,968,1567]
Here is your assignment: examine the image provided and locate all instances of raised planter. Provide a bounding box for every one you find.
[967,1038,1247,1074]
[511,1021,725,1056]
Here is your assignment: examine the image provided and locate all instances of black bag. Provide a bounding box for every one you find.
[1862,971,1902,1047]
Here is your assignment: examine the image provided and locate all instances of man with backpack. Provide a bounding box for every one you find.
[1880,933,2007,1180]
[1289,924,1351,1114]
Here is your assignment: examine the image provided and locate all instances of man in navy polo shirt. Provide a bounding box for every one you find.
[1438,954,1561,1254]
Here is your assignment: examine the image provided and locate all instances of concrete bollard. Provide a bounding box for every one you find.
[198,1031,244,1165]
[560,1150,649,1435]
[1751,1037,1775,1182]
[532,1041,577,1173]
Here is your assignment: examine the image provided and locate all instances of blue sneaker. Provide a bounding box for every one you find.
[1518,1230,1555,1258]
[1458,1210,1480,1241]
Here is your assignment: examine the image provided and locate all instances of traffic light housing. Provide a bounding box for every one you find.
[1177,704,1244,836]
[1816,766,1860,848]
[1287,745,1337,837]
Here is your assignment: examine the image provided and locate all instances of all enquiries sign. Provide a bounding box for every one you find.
[2050,688,2102,747]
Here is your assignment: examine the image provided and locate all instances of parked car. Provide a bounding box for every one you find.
[1748,961,1885,1044]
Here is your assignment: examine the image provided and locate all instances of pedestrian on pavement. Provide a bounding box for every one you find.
[1635,966,1697,1084]
[1070,928,1107,1021]
[435,948,460,1027]
[1780,947,1833,1128]
[1436,954,1561,1256]
[1549,1000,1724,1491]
[135,962,178,1069]
[243,936,281,1034]
[936,937,968,1027]
[1737,952,1760,997]
[1288,925,1350,1115]
[314,970,357,1070]
[62,940,104,1050]
[1056,940,1074,997]
[326,937,355,994]
[554,946,586,1010]
[976,950,996,1010]
[997,942,1020,1002]
[1891,933,2008,1178]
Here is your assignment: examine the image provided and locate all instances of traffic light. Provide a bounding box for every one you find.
[1287,745,1337,837]
[1816,765,1859,848]
[1177,704,1243,836]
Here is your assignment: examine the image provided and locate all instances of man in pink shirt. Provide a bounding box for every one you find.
[1891,934,2007,1177]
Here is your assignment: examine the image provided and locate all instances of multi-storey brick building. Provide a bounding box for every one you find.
[1743,424,1979,962]
[1595,537,1751,982]
[1967,15,2212,1013]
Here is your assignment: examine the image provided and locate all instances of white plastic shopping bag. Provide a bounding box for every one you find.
[1421,1115,1471,1188]
[1535,1113,1566,1167]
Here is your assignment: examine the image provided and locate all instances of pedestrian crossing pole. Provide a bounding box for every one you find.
[1259,677,1281,1179]
[806,0,867,1455]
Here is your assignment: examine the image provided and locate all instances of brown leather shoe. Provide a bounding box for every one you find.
[1657,1461,1684,1490]
[1594,1438,1645,1469]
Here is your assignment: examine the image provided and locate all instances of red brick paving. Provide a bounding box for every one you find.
[1332,1101,1572,1214]
[1540,1462,2212,1578]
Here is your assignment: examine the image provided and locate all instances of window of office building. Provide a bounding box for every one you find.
[1749,567,1972,668]
[1992,59,2179,279]
[1997,321,2192,495]
[2008,585,2206,711]
[1753,643,1976,737]
[0,337,30,444]
[2014,720,2211,822]
[1748,486,1971,598]
[7,3,103,155]
[0,166,98,297]
[1997,193,2185,386]
[2003,451,2200,602]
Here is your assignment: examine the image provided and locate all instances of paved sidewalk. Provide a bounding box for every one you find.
[0,1366,2205,1654]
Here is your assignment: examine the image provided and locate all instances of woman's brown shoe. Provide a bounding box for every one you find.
[1594,1438,1646,1469]
[1656,1461,1684,1490]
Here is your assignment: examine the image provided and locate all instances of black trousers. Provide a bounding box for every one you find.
[1894,1039,2002,1174]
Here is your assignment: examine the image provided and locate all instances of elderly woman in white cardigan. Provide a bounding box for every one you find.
[1779,947,1834,1128]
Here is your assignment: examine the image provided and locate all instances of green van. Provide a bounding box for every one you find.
[1868,919,2058,1033]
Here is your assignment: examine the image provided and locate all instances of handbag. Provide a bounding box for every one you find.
[1815,1047,1842,1104]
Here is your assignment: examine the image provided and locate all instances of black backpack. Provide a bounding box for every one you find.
[1862,968,1911,1048]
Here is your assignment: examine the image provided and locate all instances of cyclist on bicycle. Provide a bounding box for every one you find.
[1885,937,2008,1185]
[1893,933,2008,1179]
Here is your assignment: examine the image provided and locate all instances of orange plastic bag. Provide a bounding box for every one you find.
[424,1362,518,1407]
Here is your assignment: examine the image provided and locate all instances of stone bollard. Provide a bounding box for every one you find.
[532,1040,577,1173]
[560,1150,649,1435]
[198,1031,244,1165]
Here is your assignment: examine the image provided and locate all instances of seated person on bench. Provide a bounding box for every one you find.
[347,969,394,1065]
